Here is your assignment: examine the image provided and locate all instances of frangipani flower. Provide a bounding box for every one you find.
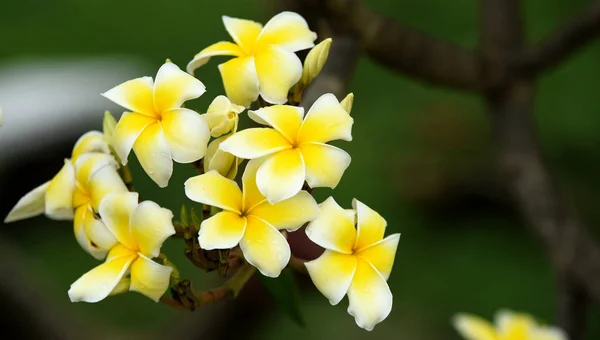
[69,192,175,303]
[220,93,353,203]
[203,95,245,138]
[304,197,400,331]
[187,11,317,107]
[454,310,567,340]
[184,158,319,277]
[204,135,240,179]
[104,61,210,188]
[5,130,112,223]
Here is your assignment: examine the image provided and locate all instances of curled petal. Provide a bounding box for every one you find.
[112,112,156,165]
[256,148,305,204]
[240,216,290,278]
[204,136,239,179]
[184,171,243,214]
[4,182,49,223]
[68,253,136,303]
[74,205,108,260]
[153,62,206,113]
[248,105,303,143]
[305,250,357,305]
[198,211,247,250]
[102,77,156,117]
[297,93,354,144]
[130,200,175,258]
[83,206,119,256]
[355,234,400,280]
[133,122,173,188]
[130,254,172,302]
[72,131,110,161]
[87,164,128,212]
[219,128,291,159]
[98,192,138,249]
[218,56,259,107]
[453,314,498,340]
[161,108,210,163]
[249,191,318,231]
[74,153,117,187]
[255,11,316,52]
[187,41,244,74]
[222,16,262,53]
[347,259,393,331]
[353,199,387,250]
[45,160,76,220]
[299,143,351,189]
[305,196,356,254]
[254,46,303,104]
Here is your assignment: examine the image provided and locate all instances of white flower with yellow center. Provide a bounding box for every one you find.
[220,93,353,204]
[187,11,317,107]
[203,95,245,138]
[454,310,567,340]
[184,158,319,277]
[103,61,210,188]
[304,197,400,331]
[69,192,175,303]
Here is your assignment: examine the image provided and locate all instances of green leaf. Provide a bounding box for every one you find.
[259,269,305,327]
[191,207,202,229]
[180,205,189,227]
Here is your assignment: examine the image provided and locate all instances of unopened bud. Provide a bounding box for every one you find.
[340,93,354,114]
[301,38,332,86]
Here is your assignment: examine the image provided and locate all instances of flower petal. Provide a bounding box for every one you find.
[242,157,267,211]
[198,211,247,250]
[495,310,535,339]
[353,199,387,251]
[184,170,243,214]
[297,93,354,144]
[254,46,303,104]
[102,76,156,117]
[248,105,303,143]
[219,128,291,159]
[83,205,119,256]
[74,205,107,260]
[305,196,356,254]
[4,182,49,223]
[98,192,138,249]
[453,314,498,340]
[74,153,118,186]
[45,160,76,220]
[72,131,110,161]
[187,41,244,74]
[255,11,316,52]
[87,164,128,212]
[347,258,393,331]
[205,136,239,179]
[129,254,172,302]
[218,56,259,107]
[153,62,206,113]
[161,108,210,163]
[68,253,136,303]
[256,148,305,204]
[130,200,175,258]
[249,191,318,231]
[133,122,173,188]
[531,327,568,340]
[299,143,351,189]
[305,250,357,305]
[240,216,290,277]
[112,112,156,165]
[222,16,262,53]
[355,234,400,280]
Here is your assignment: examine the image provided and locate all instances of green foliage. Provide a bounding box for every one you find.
[259,269,305,328]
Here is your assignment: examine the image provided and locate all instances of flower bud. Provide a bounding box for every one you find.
[103,111,117,142]
[340,93,354,114]
[204,135,239,179]
[301,38,332,86]
[203,96,245,138]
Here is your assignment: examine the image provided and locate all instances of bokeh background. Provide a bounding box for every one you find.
[1,0,600,338]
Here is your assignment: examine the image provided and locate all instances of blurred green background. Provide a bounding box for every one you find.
[1,0,600,338]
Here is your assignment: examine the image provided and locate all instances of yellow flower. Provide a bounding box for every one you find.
[203,95,245,138]
[204,135,240,179]
[454,310,567,340]
[69,192,175,303]
[187,12,317,107]
[184,158,319,277]
[304,197,400,331]
[103,61,210,188]
[220,93,353,203]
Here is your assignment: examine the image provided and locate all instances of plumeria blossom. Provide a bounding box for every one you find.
[69,192,175,303]
[220,93,353,203]
[304,198,400,331]
[203,95,245,138]
[187,11,317,107]
[204,135,241,179]
[103,61,210,188]
[184,158,319,277]
[454,310,568,340]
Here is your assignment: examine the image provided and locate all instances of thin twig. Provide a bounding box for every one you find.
[286,255,308,274]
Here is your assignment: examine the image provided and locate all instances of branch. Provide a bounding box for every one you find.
[556,275,588,340]
[286,255,308,274]
[519,1,600,75]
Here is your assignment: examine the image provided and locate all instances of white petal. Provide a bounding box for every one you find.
[111,112,156,165]
[219,128,291,159]
[255,11,316,52]
[101,76,156,117]
[4,182,49,223]
[305,196,356,254]
[299,143,351,189]
[132,122,173,188]
[161,108,210,163]
[218,56,259,107]
[347,259,393,331]
[153,62,206,113]
[198,211,247,250]
[239,216,290,278]
[256,148,305,204]
[45,160,76,220]
[305,250,357,305]
[297,93,354,144]
[129,254,172,302]
[254,46,303,104]
[130,200,175,258]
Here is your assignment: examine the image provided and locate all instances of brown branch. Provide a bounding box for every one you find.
[286,255,308,274]
[556,275,588,340]
[519,1,600,75]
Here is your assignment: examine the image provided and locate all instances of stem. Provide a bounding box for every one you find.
[287,255,308,274]
[159,296,188,311]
